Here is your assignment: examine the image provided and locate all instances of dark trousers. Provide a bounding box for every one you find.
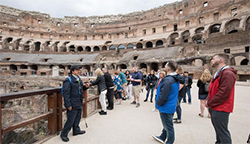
[183,87,191,103]
[176,97,183,120]
[159,112,175,144]
[114,91,122,99]
[61,108,82,137]
[145,87,155,101]
[107,88,114,108]
[209,108,232,144]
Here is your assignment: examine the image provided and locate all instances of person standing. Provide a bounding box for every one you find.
[144,70,158,103]
[113,71,124,105]
[182,71,193,104]
[60,65,89,142]
[197,69,212,118]
[130,67,142,108]
[102,68,114,110]
[118,69,127,100]
[90,68,107,115]
[206,53,237,144]
[174,66,185,124]
[153,61,180,144]
[125,70,132,100]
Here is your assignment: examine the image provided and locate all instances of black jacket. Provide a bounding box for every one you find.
[90,75,107,93]
[178,75,185,97]
[184,76,193,89]
[197,79,209,95]
[104,72,114,88]
[62,75,88,109]
[146,74,158,88]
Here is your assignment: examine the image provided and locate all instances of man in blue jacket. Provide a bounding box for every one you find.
[153,61,180,144]
[60,65,89,142]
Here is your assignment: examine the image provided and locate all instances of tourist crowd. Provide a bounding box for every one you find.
[60,53,238,144]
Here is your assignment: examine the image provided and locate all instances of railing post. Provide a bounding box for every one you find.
[0,102,2,144]
[57,92,62,132]
[48,92,57,135]
[82,90,88,118]
[97,87,101,109]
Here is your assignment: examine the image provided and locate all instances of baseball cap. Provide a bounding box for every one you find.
[70,65,80,72]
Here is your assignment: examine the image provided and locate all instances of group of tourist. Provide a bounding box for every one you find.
[60,53,237,144]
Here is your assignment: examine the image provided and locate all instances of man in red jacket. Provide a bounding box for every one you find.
[206,53,237,144]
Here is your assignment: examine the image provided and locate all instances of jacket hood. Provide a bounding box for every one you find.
[224,67,237,74]
[169,74,182,82]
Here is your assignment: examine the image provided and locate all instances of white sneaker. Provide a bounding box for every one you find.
[151,109,158,112]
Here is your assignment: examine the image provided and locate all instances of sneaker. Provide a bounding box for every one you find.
[144,99,147,102]
[174,120,182,124]
[130,101,136,104]
[136,103,140,108]
[152,135,165,144]
[122,97,126,100]
[115,102,121,105]
[151,109,158,112]
[99,110,107,115]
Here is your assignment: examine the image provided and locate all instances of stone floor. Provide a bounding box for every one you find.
[44,83,250,144]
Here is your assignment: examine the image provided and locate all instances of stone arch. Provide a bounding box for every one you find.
[119,64,127,69]
[93,46,100,51]
[13,38,22,50]
[151,63,158,71]
[241,59,249,65]
[84,65,91,72]
[225,18,240,34]
[61,41,70,52]
[136,43,143,49]
[85,46,91,52]
[30,65,38,70]
[69,45,75,52]
[43,41,51,52]
[246,16,250,30]
[5,37,13,43]
[209,23,221,34]
[195,27,205,34]
[34,42,41,51]
[102,46,107,51]
[110,63,116,70]
[127,43,134,49]
[182,30,190,43]
[146,41,153,48]
[231,56,248,66]
[139,63,147,69]
[20,64,28,69]
[77,46,83,52]
[109,45,116,50]
[10,64,17,71]
[169,32,179,45]
[118,44,125,49]
[52,41,59,52]
[156,40,164,47]
[3,37,13,49]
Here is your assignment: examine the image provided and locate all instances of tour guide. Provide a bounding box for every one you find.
[60,65,89,142]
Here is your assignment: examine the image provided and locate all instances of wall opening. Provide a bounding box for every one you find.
[119,64,127,69]
[10,64,17,71]
[245,46,249,52]
[156,40,163,47]
[77,46,83,52]
[140,63,147,69]
[69,45,75,52]
[127,43,134,49]
[34,42,41,51]
[136,43,143,49]
[93,46,100,51]
[241,59,249,65]
[146,42,153,48]
[109,45,116,50]
[20,65,28,69]
[151,63,159,71]
[85,46,91,52]
[102,46,107,51]
[209,24,221,34]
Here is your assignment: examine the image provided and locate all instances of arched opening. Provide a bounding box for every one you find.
[110,64,116,70]
[77,46,83,52]
[102,46,107,51]
[14,38,22,50]
[156,40,163,47]
[93,46,100,51]
[6,37,13,43]
[146,41,153,48]
[10,64,17,71]
[53,41,59,52]
[109,45,116,50]
[140,63,147,69]
[84,65,90,72]
[69,45,75,52]
[169,33,179,45]
[192,35,203,44]
[127,43,134,49]
[182,30,190,43]
[151,63,158,71]
[241,59,249,65]
[61,47,67,52]
[162,62,168,68]
[30,65,38,70]
[136,43,143,49]
[195,27,204,34]
[225,19,240,34]
[119,64,127,69]
[246,16,250,30]
[34,42,41,51]
[209,24,221,34]
[85,46,91,52]
[20,64,28,69]
[24,45,30,51]
[118,44,125,49]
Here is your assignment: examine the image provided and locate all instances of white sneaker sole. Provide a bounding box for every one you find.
[152,135,165,144]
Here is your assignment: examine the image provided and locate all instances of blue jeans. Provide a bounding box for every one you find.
[114,91,122,99]
[176,97,182,120]
[145,87,154,101]
[183,87,191,103]
[159,112,175,144]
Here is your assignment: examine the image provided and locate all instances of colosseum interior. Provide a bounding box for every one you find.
[0,0,250,81]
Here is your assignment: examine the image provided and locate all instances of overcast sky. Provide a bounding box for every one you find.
[1,0,178,18]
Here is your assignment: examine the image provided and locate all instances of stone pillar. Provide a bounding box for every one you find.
[146,64,150,73]
[52,66,59,77]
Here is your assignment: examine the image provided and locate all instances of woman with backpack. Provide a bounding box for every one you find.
[197,69,212,118]
[113,70,124,105]
[144,70,158,103]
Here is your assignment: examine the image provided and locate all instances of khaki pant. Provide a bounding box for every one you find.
[132,85,141,98]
